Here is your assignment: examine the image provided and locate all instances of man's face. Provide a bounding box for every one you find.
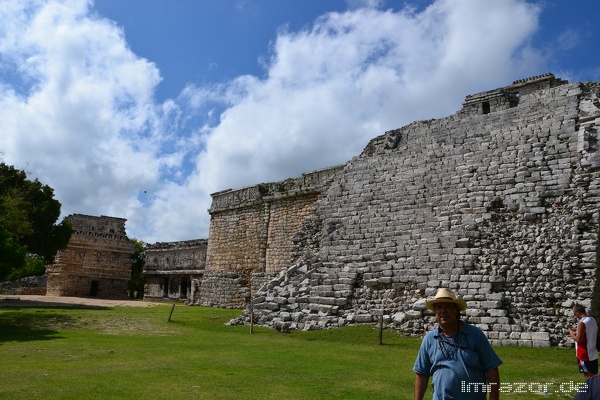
[434,302,458,325]
[573,308,582,319]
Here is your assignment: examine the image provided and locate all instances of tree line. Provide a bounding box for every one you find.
[0,162,72,281]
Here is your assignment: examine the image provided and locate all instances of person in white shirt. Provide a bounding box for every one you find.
[568,304,598,378]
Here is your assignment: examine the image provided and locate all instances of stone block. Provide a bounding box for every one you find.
[405,310,422,320]
[488,309,507,317]
[481,301,502,309]
[518,340,533,347]
[492,324,510,332]
[364,279,379,287]
[392,312,406,324]
[532,340,551,348]
[354,314,373,323]
[466,309,485,317]
[531,332,550,341]
[334,298,348,306]
[317,305,333,314]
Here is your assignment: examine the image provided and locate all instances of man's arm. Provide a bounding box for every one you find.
[486,368,500,400]
[414,374,429,400]
[570,321,587,345]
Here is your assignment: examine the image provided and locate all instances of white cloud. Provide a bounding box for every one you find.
[176,0,542,240]
[0,0,544,243]
[0,0,172,238]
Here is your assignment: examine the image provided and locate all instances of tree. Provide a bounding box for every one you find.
[0,163,72,281]
[0,222,27,280]
[128,238,146,298]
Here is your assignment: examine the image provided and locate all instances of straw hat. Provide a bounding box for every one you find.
[425,288,467,312]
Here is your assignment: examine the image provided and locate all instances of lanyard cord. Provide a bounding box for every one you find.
[437,330,466,360]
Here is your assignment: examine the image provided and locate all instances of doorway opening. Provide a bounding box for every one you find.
[163,277,169,298]
[90,280,99,297]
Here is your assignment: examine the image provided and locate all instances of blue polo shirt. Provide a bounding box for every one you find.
[413,322,502,400]
[575,374,600,399]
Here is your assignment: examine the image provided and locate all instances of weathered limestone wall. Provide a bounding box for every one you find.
[0,275,47,295]
[199,167,341,307]
[144,239,207,301]
[230,74,600,346]
[265,194,320,273]
[207,189,265,273]
[192,271,274,308]
[47,214,134,299]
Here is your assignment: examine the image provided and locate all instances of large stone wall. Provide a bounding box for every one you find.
[197,167,342,307]
[46,214,134,299]
[144,239,207,301]
[228,74,600,347]
[0,275,47,295]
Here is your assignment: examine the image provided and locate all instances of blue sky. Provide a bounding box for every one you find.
[93,0,353,100]
[1,0,599,243]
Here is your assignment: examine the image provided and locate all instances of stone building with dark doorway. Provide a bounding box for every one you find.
[144,239,207,302]
[46,214,135,299]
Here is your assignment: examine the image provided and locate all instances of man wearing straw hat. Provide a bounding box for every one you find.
[413,288,502,399]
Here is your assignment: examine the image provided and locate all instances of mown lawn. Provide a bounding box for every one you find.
[0,303,583,399]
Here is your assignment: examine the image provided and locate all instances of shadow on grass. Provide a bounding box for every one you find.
[0,303,111,344]
[0,327,63,343]
[0,298,113,309]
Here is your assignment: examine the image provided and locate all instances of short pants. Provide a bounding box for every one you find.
[578,358,599,374]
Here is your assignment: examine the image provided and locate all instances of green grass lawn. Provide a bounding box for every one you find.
[0,303,584,399]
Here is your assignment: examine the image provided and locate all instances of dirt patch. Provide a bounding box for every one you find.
[0,295,167,308]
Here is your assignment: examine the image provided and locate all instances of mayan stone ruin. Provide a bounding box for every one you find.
[144,73,600,347]
[201,73,600,348]
[46,214,135,299]
[144,239,207,301]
